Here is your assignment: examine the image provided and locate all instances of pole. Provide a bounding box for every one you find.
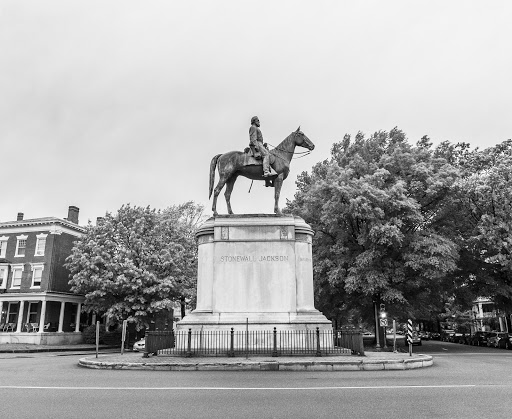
[95,321,100,359]
[246,318,249,359]
[407,319,413,356]
[393,319,397,352]
[121,319,127,355]
[374,301,381,350]
[383,323,388,349]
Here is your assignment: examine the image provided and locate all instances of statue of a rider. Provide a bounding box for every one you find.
[249,116,272,177]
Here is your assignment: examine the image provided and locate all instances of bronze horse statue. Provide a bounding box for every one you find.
[209,127,315,215]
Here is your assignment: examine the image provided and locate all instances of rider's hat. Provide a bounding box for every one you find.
[250,116,259,124]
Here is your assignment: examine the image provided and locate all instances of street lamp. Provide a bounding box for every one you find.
[380,304,388,349]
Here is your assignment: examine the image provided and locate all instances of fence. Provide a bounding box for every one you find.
[145,330,175,354]
[145,327,363,357]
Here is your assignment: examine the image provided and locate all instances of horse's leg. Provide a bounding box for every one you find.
[224,174,238,215]
[212,176,229,216]
[274,174,284,214]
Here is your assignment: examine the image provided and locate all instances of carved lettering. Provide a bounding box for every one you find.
[259,255,289,262]
[219,255,289,262]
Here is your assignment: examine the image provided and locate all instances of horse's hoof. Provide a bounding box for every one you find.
[213,211,218,217]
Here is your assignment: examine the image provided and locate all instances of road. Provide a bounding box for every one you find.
[1,341,511,419]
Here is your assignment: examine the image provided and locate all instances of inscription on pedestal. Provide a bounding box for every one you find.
[220,255,289,262]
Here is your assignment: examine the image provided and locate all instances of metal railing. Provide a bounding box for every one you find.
[145,327,363,357]
[145,330,175,355]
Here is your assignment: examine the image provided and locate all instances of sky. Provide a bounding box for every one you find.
[1,1,511,225]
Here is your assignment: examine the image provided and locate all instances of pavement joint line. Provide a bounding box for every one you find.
[0,384,484,391]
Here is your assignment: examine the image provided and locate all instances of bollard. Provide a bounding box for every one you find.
[95,321,100,359]
[228,328,235,357]
[316,327,321,357]
[186,328,192,357]
[272,327,278,357]
[121,319,127,355]
[142,330,149,358]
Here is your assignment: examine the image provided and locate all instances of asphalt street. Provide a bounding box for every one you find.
[1,340,511,419]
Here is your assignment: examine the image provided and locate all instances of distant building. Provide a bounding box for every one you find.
[472,297,510,332]
[0,206,86,344]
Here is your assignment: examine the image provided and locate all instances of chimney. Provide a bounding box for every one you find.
[17,212,24,221]
[67,206,79,224]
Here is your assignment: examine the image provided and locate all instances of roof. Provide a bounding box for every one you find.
[0,217,86,233]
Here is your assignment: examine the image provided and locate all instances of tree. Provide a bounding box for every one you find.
[65,201,204,329]
[449,140,512,311]
[287,128,460,326]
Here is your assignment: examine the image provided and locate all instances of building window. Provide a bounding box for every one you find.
[30,263,44,288]
[34,234,47,256]
[0,264,8,289]
[7,302,18,324]
[27,302,38,323]
[15,235,28,257]
[0,236,8,258]
[10,264,24,289]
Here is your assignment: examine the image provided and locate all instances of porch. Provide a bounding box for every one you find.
[0,292,85,345]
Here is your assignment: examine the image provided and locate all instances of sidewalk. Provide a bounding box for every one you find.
[0,343,116,353]
[78,351,433,371]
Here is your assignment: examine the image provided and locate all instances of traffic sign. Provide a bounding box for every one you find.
[379,318,388,327]
[407,319,413,344]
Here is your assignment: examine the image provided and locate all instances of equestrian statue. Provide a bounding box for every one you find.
[209,116,315,216]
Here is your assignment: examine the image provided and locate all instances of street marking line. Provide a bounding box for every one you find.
[0,384,488,391]
[431,352,512,358]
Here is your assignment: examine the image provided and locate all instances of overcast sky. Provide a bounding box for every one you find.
[1,1,510,225]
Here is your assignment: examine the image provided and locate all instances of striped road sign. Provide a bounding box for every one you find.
[407,319,413,344]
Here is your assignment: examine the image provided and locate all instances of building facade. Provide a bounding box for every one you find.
[0,206,85,344]
[472,297,511,333]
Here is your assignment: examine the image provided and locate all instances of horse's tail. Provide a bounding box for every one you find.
[209,154,222,199]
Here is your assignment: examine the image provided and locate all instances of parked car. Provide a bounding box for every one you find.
[441,329,455,342]
[506,334,512,350]
[430,332,440,340]
[487,332,510,349]
[133,337,146,352]
[451,332,468,344]
[405,331,422,346]
[418,331,430,340]
[470,331,491,346]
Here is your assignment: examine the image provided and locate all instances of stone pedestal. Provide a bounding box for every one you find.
[177,214,331,332]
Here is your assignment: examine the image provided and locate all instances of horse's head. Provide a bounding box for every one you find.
[292,126,315,151]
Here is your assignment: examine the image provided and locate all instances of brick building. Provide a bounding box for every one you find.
[0,206,86,344]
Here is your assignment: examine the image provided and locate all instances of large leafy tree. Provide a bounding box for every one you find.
[65,201,204,329]
[448,140,512,311]
[287,128,460,325]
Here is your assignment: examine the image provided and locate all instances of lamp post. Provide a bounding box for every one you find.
[380,304,387,349]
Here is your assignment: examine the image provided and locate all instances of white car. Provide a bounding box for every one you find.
[133,338,145,352]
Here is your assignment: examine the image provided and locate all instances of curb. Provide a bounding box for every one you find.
[78,354,433,371]
[0,346,119,354]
